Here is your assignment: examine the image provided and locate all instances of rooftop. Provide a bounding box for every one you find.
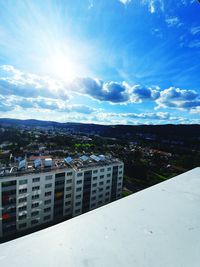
[0,154,123,178]
[1,167,200,266]
[69,154,122,171]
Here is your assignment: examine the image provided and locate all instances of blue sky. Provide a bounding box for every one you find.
[0,0,200,124]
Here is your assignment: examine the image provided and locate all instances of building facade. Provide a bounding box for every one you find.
[0,155,123,238]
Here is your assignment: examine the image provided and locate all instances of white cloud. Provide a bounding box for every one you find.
[190,106,200,114]
[131,85,160,102]
[116,111,170,120]
[165,17,183,28]
[155,87,200,110]
[140,0,194,14]
[72,77,160,104]
[0,102,197,125]
[0,65,161,105]
[0,94,97,114]
[0,65,68,99]
[141,0,164,13]
[1,65,200,114]
[149,0,155,13]
[119,0,131,5]
[88,0,94,9]
[190,26,200,35]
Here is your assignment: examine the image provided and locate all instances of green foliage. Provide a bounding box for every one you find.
[74,143,94,149]
[122,191,132,197]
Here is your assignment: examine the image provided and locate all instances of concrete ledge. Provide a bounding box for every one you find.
[1,168,200,267]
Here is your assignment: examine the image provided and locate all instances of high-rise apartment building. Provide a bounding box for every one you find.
[0,155,124,238]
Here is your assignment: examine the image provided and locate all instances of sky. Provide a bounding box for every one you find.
[0,0,200,125]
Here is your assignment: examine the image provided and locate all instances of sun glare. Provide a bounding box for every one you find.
[48,54,78,81]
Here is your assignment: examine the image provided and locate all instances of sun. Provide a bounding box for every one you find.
[47,53,78,82]
[35,35,90,82]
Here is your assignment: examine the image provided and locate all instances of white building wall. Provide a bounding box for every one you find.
[16,171,56,231]
[0,160,124,238]
[73,171,84,217]
[63,170,74,217]
[116,163,124,199]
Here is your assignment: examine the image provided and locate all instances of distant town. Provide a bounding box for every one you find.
[0,118,200,196]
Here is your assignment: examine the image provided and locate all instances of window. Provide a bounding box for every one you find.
[93,176,97,181]
[66,193,71,198]
[93,170,98,174]
[77,172,83,177]
[76,187,82,192]
[32,194,40,200]
[67,172,73,176]
[100,168,104,172]
[75,201,81,206]
[31,210,39,217]
[100,175,104,179]
[44,207,51,213]
[56,172,65,178]
[91,203,96,208]
[19,188,27,194]
[18,206,27,212]
[18,197,27,203]
[66,179,72,184]
[105,192,110,196]
[92,183,97,187]
[7,206,16,213]
[98,200,102,205]
[19,179,27,185]
[106,180,111,184]
[117,193,121,197]
[44,215,51,221]
[45,191,52,197]
[118,182,122,187]
[44,199,51,205]
[106,186,110,190]
[45,183,52,188]
[65,201,71,206]
[118,188,121,192]
[92,189,96,194]
[119,171,123,175]
[99,181,104,186]
[75,208,81,213]
[32,177,40,183]
[77,180,82,185]
[119,165,123,169]
[18,214,27,220]
[66,186,72,191]
[107,173,111,177]
[31,219,39,225]
[91,196,96,201]
[65,208,71,213]
[76,194,81,199]
[2,180,16,187]
[19,223,27,229]
[118,176,122,180]
[45,175,52,180]
[107,167,111,171]
[99,194,103,198]
[55,180,64,186]
[105,197,109,202]
[32,202,39,208]
[32,186,40,191]
[99,188,103,192]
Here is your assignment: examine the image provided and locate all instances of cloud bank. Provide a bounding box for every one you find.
[156,87,200,112]
[0,65,200,115]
